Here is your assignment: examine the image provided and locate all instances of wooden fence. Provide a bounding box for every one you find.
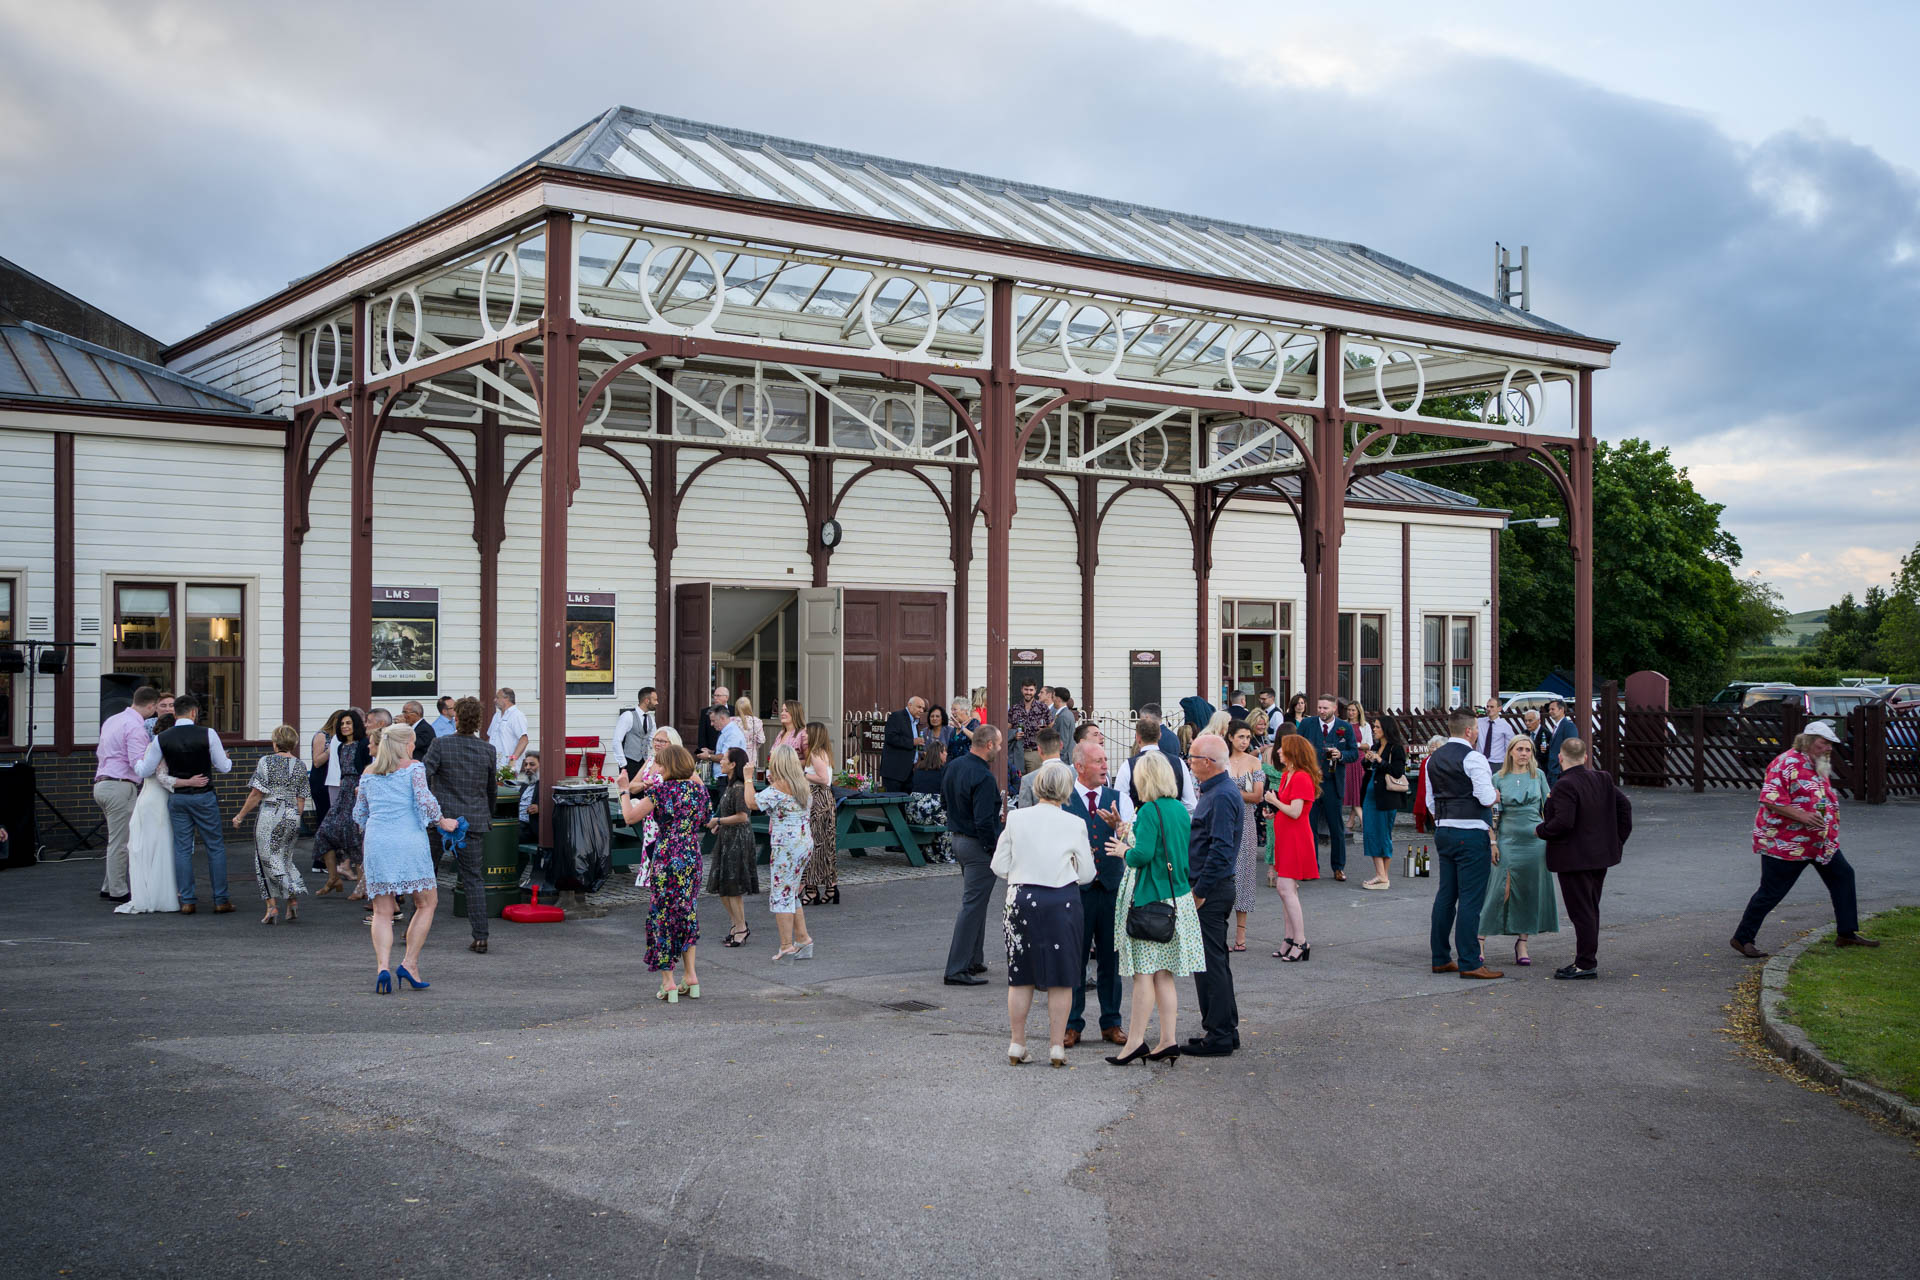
[845,688,1919,803]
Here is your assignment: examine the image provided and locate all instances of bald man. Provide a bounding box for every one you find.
[1185,733,1243,1056]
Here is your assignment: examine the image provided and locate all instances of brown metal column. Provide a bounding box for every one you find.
[475,387,504,706]
[810,391,832,588]
[1400,523,1411,709]
[535,212,581,847]
[347,298,373,710]
[1572,370,1596,740]
[1077,473,1098,714]
[1307,331,1345,700]
[282,416,308,728]
[650,377,677,715]
[951,463,972,702]
[982,280,1016,762]
[1489,526,1501,696]
[1194,487,1215,701]
[53,431,74,753]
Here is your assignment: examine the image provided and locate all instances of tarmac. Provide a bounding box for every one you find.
[3,787,1917,1279]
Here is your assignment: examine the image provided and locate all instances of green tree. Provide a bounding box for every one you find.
[1375,406,1776,704]
[1874,542,1920,677]
[1817,586,1889,669]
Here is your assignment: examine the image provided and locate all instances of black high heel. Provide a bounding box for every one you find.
[1105,1043,1150,1066]
[1270,936,1295,959]
[1281,943,1312,963]
[1147,1045,1181,1062]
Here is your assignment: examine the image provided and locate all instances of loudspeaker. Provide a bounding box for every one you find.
[100,672,145,725]
[0,761,35,867]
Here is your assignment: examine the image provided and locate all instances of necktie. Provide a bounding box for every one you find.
[1085,789,1098,811]
[1481,720,1491,755]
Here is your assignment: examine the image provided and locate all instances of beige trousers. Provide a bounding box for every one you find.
[94,778,139,896]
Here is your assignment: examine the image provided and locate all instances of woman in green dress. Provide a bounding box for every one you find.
[1479,736,1559,965]
[1106,752,1205,1065]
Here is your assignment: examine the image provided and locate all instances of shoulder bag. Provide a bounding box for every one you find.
[1125,806,1178,943]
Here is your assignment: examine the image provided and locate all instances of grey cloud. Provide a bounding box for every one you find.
[2,0,1914,606]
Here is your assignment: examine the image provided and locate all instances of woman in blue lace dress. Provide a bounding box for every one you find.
[354,722,457,994]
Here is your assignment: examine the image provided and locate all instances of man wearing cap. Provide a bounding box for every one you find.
[1730,721,1879,957]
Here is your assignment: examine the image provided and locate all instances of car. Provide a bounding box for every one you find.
[1711,681,1763,705]
[1875,683,1920,706]
[1496,690,1561,719]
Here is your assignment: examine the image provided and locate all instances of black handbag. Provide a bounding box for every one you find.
[1125,812,1178,943]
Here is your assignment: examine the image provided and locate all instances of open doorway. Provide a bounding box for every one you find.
[673,584,843,750]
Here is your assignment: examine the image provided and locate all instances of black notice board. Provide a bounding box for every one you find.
[1009,647,1045,695]
[1128,650,1161,716]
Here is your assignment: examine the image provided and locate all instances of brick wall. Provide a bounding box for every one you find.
[8,743,272,853]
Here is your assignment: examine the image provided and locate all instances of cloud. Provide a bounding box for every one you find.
[1,0,1914,610]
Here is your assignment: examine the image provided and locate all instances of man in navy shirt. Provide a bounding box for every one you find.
[942,724,1005,986]
[1184,733,1243,1056]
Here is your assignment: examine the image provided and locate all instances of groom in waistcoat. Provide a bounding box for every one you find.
[1063,741,1126,1047]
[136,693,236,913]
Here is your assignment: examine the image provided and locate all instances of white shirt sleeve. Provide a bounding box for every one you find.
[612,710,633,756]
[207,729,233,773]
[136,737,162,779]
[1180,759,1199,811]
[1423,755,1435,812]
[1466,749,1498,807]
[1114,760,1136,824]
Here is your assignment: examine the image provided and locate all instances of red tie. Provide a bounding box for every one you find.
[1085,789,1098,811]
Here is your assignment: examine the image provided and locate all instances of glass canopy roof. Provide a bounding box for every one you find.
[519,106,1585,339]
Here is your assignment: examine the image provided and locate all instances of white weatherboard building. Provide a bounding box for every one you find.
[1,108,1609,826]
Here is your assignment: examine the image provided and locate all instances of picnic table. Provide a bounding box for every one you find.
[610,787,940,869]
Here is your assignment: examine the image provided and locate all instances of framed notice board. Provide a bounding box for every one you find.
[565,592,616,695]
[1009,647,1045,695]
[371,586,438,698]
[1128,649,1162,715]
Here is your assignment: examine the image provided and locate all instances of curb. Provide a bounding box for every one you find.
[1757,922,1920,1136]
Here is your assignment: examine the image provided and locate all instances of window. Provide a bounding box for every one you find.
[1220,599,1292,706]
[0,577,14,743]
[1336,612,1386,713]
[1423,614,1476,710]
[114,581,247,736]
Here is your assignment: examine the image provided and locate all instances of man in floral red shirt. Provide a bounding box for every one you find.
[1730,721,1880,957]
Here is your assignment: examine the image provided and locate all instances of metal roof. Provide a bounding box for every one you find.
[1271,471,1492,512]
[529,106,1584,339]
[0,320,261,415]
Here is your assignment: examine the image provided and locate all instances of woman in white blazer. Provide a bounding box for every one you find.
[992,760,1096,1067]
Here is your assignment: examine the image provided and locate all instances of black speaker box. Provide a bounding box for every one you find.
[100,672,145,725]
[0,761,36,867]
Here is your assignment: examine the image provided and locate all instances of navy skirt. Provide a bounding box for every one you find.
[1003,881,1086,988]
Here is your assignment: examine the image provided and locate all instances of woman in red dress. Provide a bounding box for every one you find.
[1267,734,1322,962]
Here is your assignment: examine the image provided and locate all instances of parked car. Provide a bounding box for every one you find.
[1496,690,1561,719]
[1737,685,1879,765]
[1874,683,1920,706]
[1710,681,1762,705]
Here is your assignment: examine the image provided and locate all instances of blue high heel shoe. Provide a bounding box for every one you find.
[396,965,430,990]
[375,969,392,995]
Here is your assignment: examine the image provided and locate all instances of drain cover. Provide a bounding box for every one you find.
[884,999,939,1012]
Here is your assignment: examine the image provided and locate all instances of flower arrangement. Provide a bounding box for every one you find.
[833,765,872,791]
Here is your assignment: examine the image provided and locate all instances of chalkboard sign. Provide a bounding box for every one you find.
[1010,647,1045,695]
[1129,650,1161,716]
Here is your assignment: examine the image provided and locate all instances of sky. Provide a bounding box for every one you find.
[2,0,1916,611]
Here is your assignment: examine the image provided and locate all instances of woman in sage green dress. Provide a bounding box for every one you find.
[1479,736,1559,965]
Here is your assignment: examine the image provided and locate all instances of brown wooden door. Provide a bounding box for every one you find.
[672,582,711,742]
[842,590,946,714]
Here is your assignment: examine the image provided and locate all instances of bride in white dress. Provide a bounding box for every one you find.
[116,765,180,914]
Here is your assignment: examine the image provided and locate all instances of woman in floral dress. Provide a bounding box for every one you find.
[618,743,710,1003]
[231,725,311,924]
[745,744,815,962]
[799,720,840,906]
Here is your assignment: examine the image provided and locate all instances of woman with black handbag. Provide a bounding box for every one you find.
[1360,715,1409,890]
[1105,752,1204,1065]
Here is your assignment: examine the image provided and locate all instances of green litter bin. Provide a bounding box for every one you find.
[453,821,527,919]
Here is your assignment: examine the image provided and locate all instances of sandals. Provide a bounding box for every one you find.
[259,907,278,925]
[1229,941,1248,953]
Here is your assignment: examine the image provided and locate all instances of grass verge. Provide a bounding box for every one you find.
[1782,905,1920,1102]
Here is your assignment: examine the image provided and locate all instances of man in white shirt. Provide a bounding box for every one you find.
[611,686,660,777]
[1424,709,1504,980]
[1113,713,1197,822]
[1476,696,1515,769]
[488,688,529,772]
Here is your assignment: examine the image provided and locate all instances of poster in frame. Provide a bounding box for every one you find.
[565,592,616,695]
[371,586,438,698]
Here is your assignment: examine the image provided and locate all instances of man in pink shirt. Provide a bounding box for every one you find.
[94,686,160,902]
